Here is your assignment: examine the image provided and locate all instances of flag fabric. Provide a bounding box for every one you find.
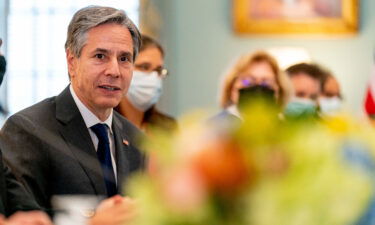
[364,65,375,117]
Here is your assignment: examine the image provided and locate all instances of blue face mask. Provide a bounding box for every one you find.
[284,97,318,118]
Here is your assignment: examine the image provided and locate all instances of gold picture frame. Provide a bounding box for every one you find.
[233,0,359,35]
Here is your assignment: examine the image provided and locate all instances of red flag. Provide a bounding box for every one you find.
[364,66,375,116]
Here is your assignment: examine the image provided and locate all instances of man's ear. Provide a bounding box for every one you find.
[66,49,76,79]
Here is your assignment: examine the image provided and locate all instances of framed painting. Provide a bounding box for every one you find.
[233,0,359,34]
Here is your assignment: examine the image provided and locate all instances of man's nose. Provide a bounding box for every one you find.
[106,58,121,78]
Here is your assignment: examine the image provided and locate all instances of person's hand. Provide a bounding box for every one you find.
[0,214,6,225]
[0,211,52,225]
[88,195,137,225]
[95,195,124,211]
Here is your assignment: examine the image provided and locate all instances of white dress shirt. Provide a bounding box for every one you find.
[69,85,117,183]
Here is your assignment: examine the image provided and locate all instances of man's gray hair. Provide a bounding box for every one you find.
[65,5,141,61]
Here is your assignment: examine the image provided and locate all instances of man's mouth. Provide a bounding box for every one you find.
[98,85,121,91]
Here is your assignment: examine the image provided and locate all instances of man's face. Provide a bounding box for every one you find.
[67,23,134,113]
[290,73,320,102]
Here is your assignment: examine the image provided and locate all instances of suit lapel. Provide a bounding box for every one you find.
[55,86,106,195]
[112,114,130,190]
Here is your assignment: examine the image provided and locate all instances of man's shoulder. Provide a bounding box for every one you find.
[7,96,57,123]
[18,96,56,115]
[9,96,53,117]
[7,86,72,125]
[113,111,141,136]
[113,111,146,170]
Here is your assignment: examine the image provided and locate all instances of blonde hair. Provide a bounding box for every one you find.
[219,51,291,108]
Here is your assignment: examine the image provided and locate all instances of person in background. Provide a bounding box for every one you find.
[115,34,177,133]
[0,39,5,85]
[0,6,144,223]
[284,62,327,118]
[0,39,7,117]
[214,51,291,121]
[319,73,343,116]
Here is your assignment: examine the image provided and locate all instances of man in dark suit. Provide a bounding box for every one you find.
[0,151,52,224]
[0,5,144,217]
[0,149,39,216]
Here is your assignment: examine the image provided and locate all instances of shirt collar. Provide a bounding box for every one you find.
[226,104,243,120]
[69,84,113,134]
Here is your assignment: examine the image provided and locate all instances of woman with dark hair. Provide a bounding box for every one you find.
[115,35,177,133]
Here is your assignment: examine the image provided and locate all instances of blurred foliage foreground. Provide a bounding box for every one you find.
[127,102,375,225]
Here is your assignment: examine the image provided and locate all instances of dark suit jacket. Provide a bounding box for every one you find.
[0,86,145,212]
[0,148,39,216]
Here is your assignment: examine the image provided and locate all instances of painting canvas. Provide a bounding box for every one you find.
[233,0,358,34]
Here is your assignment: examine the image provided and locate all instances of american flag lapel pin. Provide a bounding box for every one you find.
[123,139,129,146]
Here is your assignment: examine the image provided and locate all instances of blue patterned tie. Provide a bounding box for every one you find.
[91,123,117,197]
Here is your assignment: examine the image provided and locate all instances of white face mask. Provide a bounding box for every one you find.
[126,71,163,112]
[319,97,342,116]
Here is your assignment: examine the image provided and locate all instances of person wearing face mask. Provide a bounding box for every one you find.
[0,40,5,85]
[284,63,327,118]
[212,51,291,123]
[319,73,343,116]
[115,35,177,133]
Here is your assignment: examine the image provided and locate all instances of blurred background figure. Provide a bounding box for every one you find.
[0,39,7,119]
[0,39,5,85]
[319,73,343,116]
[284,63,327,118]
[213,51,291,122]
[115,34,177,133]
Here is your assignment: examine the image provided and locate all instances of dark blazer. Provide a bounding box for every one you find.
[0,148,39,216]
[0,86,145,212]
